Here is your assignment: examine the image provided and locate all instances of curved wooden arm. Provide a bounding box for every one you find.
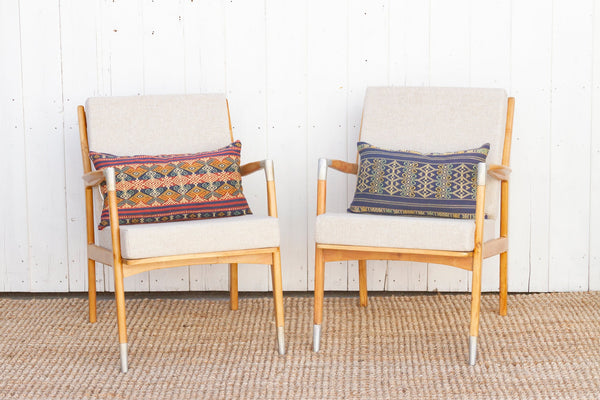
[487,164,512,181]
[329,159,358,175]
[240,161,263,176]
[82,170,105,187]
[316,158,359,216]
[240,159,278,217]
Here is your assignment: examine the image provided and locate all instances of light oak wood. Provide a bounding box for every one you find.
[318,243,471,258]
[78,105,92,175]
[78,105,97,323]
[82,170,105,187]
[226,99,234,142]
[267,180,278,218]
[107,187,127,346]
[240,161,263,176]
[316,180,327,216]
[229,263,238,311]
[314,245,325,325]
[483,237,509,259]
[358,260,368,307]
[487,164,512,181]
[329,159,358,175]
[499,97,514,317]
[271,249,284,329]
[321,247,473,270]
[87,244,113,266]
[122,249,277,278]
[469,183,486,338]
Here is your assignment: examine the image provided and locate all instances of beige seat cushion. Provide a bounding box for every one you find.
[315,212,496,252]
[98,215,280,259]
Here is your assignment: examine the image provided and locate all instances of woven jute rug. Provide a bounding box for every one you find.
[0,292,599,399]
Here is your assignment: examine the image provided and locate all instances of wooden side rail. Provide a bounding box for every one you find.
[82,170,105,187]
[487,164,512,181]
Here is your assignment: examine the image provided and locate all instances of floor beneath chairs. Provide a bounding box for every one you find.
[0,291,599,399]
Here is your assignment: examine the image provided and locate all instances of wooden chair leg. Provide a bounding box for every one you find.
[469,256,483,366]
[113,261,128,373]
[271,250,285,355]
[358,260,368,307]
[499,252,508,316]
[313,245,325,352]
[88,259,97,323]
[229,263,238,311]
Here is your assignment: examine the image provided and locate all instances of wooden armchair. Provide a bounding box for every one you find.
[313,87,515,365]
[78,94,284,372]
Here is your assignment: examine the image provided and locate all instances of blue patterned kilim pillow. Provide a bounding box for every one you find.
[348,142,490,219]
[90,141,252,230]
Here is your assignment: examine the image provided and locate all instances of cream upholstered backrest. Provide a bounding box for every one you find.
[360,87,508,219]
[85,94,232,155]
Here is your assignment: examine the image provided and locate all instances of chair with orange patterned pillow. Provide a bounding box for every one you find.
[78,94,284,372]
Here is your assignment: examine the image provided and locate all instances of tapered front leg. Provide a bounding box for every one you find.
[271,250,285,355]
[313,246,325,352]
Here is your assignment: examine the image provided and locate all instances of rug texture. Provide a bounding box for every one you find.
[0,292,599,399]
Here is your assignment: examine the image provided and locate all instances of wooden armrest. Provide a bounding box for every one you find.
[318,158,358,181]
[82,170,105,187]
[240,161,263,176]
[240,160,278,216]
[240,159,275,182]
[329,159,358,175]
[487,164,512,181]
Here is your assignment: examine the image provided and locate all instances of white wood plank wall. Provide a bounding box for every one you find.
[1,0,599,293]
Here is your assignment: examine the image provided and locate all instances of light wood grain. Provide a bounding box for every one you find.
[358,260,368,307]
[229,263,238,311]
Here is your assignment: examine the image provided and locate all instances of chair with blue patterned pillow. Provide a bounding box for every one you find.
[313,87,514,365]
[78,94,285,372]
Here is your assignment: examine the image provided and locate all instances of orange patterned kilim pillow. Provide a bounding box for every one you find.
[90,141,252,230]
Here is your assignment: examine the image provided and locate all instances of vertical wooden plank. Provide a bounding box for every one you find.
[103,0,147,291]
[429,0,471,87]
[142,0,186,95]
[60,0,99,292]
[20,0,69,292]
[307,0,349,291]
[0,0,30,291]
[427,0,470,291]
[389,0,430,87]
[265,0,308,290]
[548,0,593,291]
[183,0,230,292]
[590,0,600,290]
[346,0,389,291]
[225,0,269,292]
[387,0,430,291]
[511,0,553,292]
[470,0,511,293]
[142,0,189,291]
[107,0,144,97]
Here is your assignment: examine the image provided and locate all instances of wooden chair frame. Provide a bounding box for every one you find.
[78,101,285,373]
[313,97,515,365]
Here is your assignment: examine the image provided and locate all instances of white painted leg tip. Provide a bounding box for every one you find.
[469,336,477,366]
[277,326,285,355]
[120,343,128,373]
[313,325,321,352]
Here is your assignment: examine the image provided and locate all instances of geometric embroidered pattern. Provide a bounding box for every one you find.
[90,141,252,230]
[348,142,489,219]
